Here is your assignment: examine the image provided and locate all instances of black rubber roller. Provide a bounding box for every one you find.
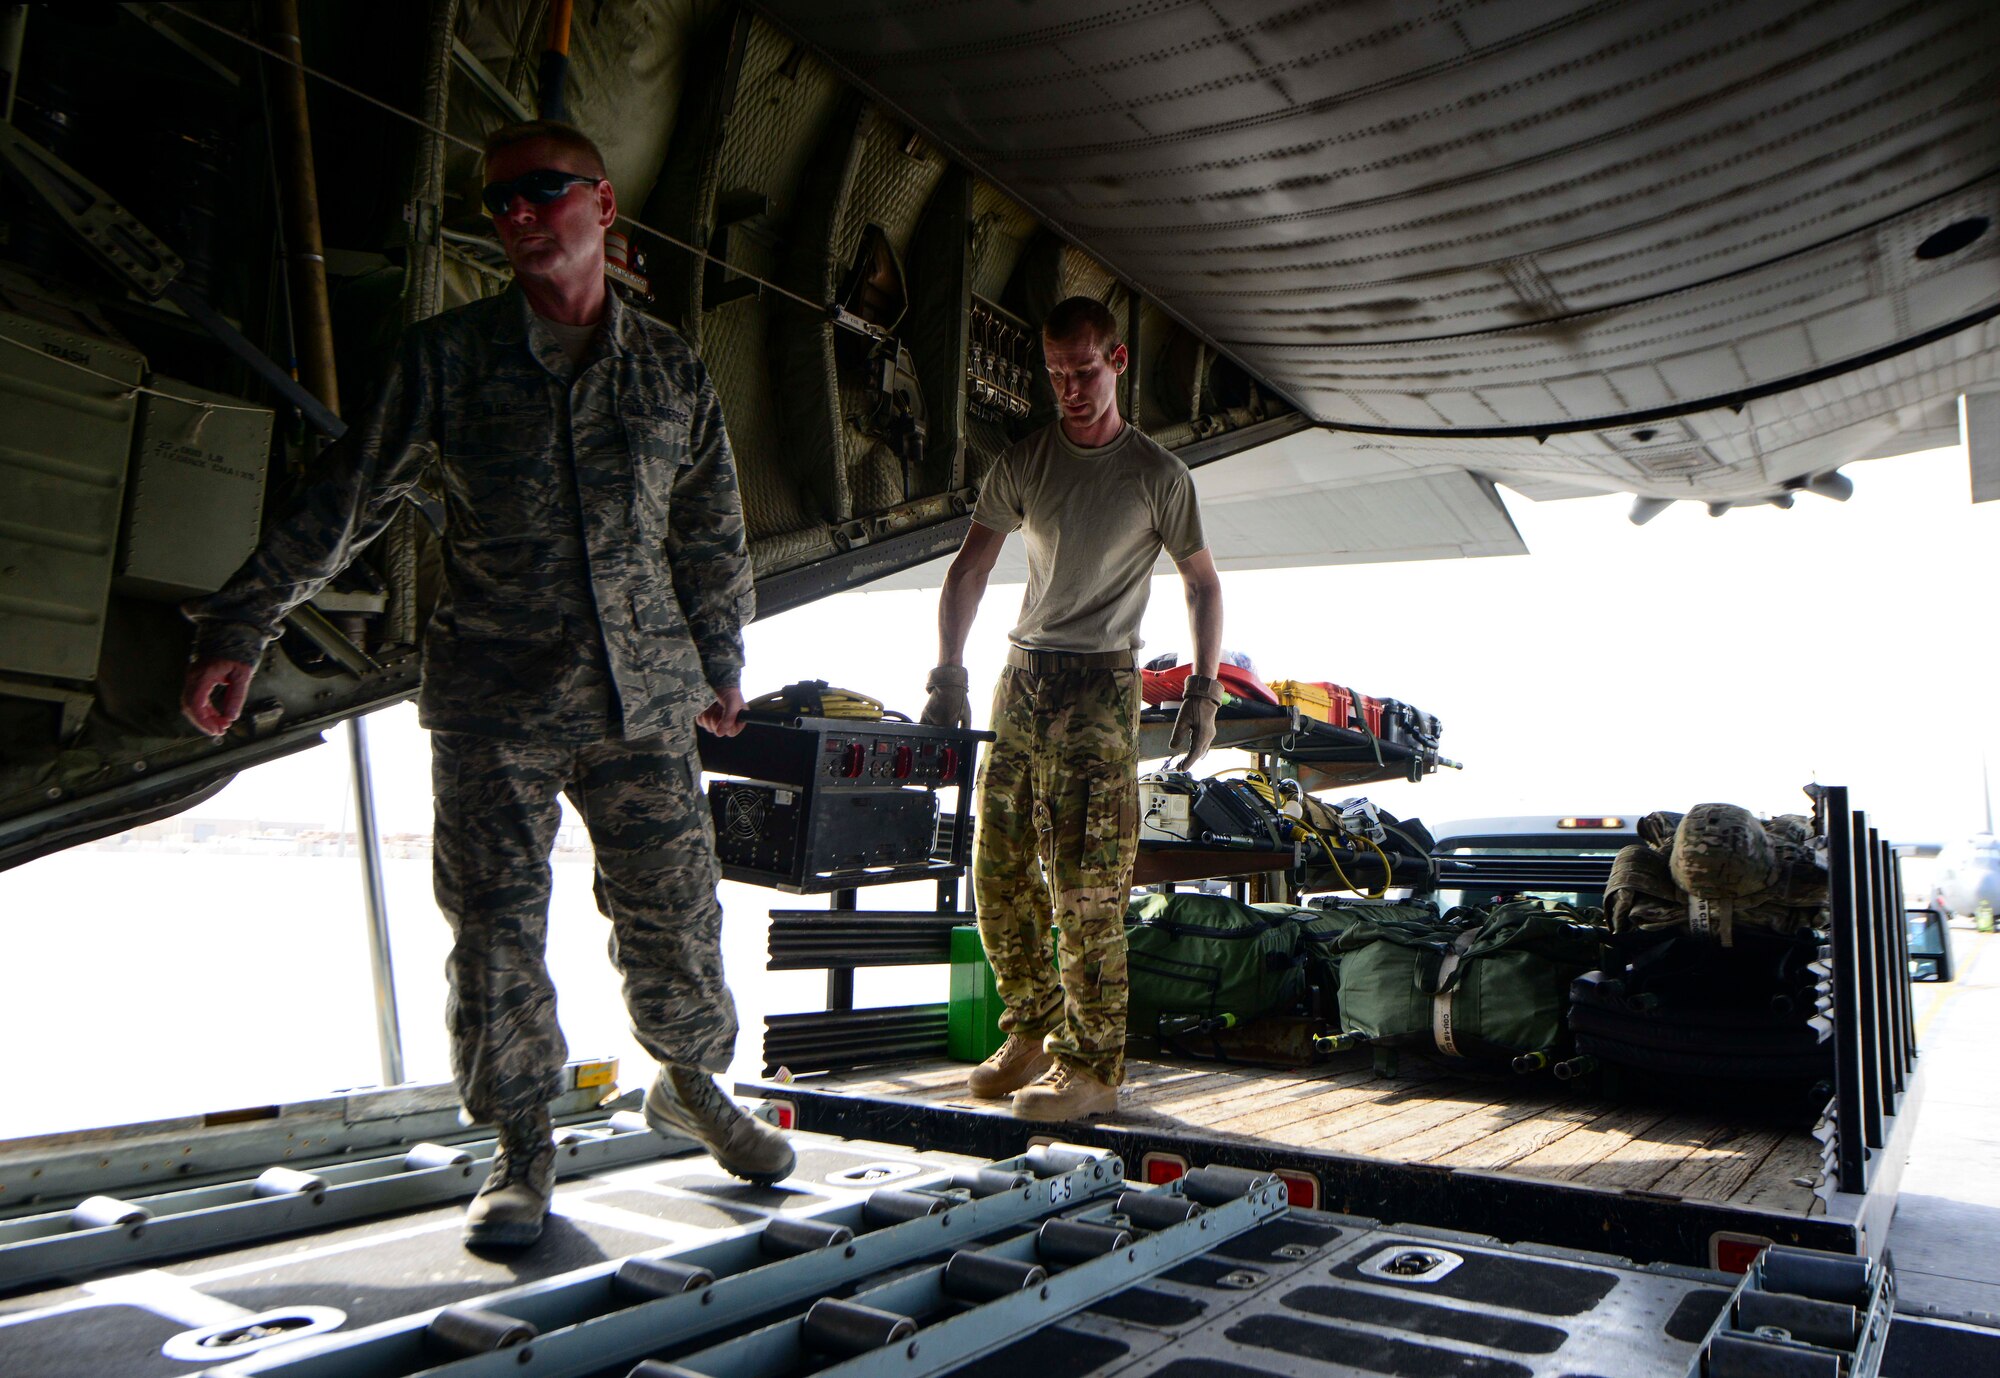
[614,1256,717,1298]
[1115,1190,1203,1231]
[1758,1247,1872,1307]
[940,1249,1048,1301]
[1706,1332,1840,1378]
[1181,1165,1276,1207]
[1735,1290,1858,1350]
[862,1187,951,1228]
[759,1215,855,1258]
[801,1298,917,1355]
[428,1305,536,1355]
[1036,1217,1133,1265]
[952,1166,1035,1197]
[1024,1144,1104,1178]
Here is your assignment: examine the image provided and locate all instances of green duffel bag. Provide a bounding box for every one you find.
[1125,892,1309,1039]
[1334,900,1605,1068]
[1295,899,1440,1015]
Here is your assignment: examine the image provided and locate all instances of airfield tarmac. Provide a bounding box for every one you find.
[1885,924,2000,1320]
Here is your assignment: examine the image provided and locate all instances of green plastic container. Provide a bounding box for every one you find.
[947,925,1008,1062]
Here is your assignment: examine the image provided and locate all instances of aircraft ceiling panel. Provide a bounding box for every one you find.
[758,0,2000,438]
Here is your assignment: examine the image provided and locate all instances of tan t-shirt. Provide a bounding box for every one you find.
[536,315,600,376]
[971,420,1206,654]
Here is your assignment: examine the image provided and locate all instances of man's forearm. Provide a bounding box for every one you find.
[1188,579,1223,678]
[936,562,988,666]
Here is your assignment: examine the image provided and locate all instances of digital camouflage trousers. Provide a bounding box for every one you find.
[431,731,737,1127]
[973,667,1141,1086]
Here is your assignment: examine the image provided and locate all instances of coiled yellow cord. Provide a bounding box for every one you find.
[1213,768,1392,898]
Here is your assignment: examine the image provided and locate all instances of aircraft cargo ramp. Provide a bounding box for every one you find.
[1,1099,1984,1378]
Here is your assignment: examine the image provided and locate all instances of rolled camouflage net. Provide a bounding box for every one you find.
[1605,842,1682,933]
[1606,803,1827,945]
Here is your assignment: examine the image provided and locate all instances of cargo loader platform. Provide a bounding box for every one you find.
[741,1047,1926,1274]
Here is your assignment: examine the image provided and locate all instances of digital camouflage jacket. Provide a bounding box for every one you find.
[189,285,756,742]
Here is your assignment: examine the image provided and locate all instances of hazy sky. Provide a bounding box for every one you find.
[202,439,1997,847]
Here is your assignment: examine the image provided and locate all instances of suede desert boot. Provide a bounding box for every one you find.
[967,1033,1053,1098]
[644,1064,796,1185]
[463,1108,556,1248]
[1011,1062,1117,1121]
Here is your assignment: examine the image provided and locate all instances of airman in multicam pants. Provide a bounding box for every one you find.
[972,664,1142,1088]
[922,296,1226,1121]
[182,120,791,1250]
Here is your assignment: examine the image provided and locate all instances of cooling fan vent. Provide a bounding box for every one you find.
[723,788,768,843]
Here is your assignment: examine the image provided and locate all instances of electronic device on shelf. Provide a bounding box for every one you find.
[696,714,993,893]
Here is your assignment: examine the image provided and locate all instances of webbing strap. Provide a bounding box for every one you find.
[1429,931,1476,1056]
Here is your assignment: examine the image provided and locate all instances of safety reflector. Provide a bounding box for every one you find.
[1273,1169,1320,1210]
[573,1059,619,1089]
[767,1100,797,1130]
[1710,1232,1772,1273]
[1557,817,1626,829]
[1140,1152,1188,1185]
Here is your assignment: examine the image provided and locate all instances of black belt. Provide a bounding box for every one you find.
[1005,646,1136,672]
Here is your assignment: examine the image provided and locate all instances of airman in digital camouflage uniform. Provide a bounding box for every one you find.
[181,120,791,1248]
[922,297,1225,1120]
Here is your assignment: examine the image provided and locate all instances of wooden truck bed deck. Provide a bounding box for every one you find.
[780,1054,1826,1220]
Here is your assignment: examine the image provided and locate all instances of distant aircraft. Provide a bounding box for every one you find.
[1923,763,2000,918]
[1932,834,2000,918]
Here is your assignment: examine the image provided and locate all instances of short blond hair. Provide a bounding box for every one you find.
[481,119,607,178]
[1043,296,1123,357]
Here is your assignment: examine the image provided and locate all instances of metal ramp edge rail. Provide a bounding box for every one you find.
[0,1105,704,1291]
[0,1063,623,1219]
[208,1144,1165,1378]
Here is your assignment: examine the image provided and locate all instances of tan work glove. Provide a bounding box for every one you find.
[921,664,971,728]
[1169,673,1224,772]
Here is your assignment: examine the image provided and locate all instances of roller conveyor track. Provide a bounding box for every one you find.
[0,1106,703,1292]
[4,1120,1990,1378]
[210,1142,1173,1378]
[1697,1245,1896,1378]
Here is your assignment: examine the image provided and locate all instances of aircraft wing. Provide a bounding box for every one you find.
[864,428,1526,591]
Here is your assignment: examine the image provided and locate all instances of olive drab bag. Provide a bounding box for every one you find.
[1124,892,1313,1038]
[1331,900,1605,1068]
[1606,804,1827,944]
[1296,899,1440,1011]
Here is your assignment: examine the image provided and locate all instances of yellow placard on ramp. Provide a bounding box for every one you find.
[574,1059,619,1089]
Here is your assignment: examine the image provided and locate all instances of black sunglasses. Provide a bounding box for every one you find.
[481,169,603,217]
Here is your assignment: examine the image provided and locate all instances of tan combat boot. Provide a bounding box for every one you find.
[463,1109,555,1248]
[644,1064,796,1185]
[967,1034,1054,1099]
[1011,1062,1117,1121]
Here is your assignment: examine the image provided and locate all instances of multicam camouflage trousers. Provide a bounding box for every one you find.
[973,667,1141,1086]
[431,731,737,1127]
